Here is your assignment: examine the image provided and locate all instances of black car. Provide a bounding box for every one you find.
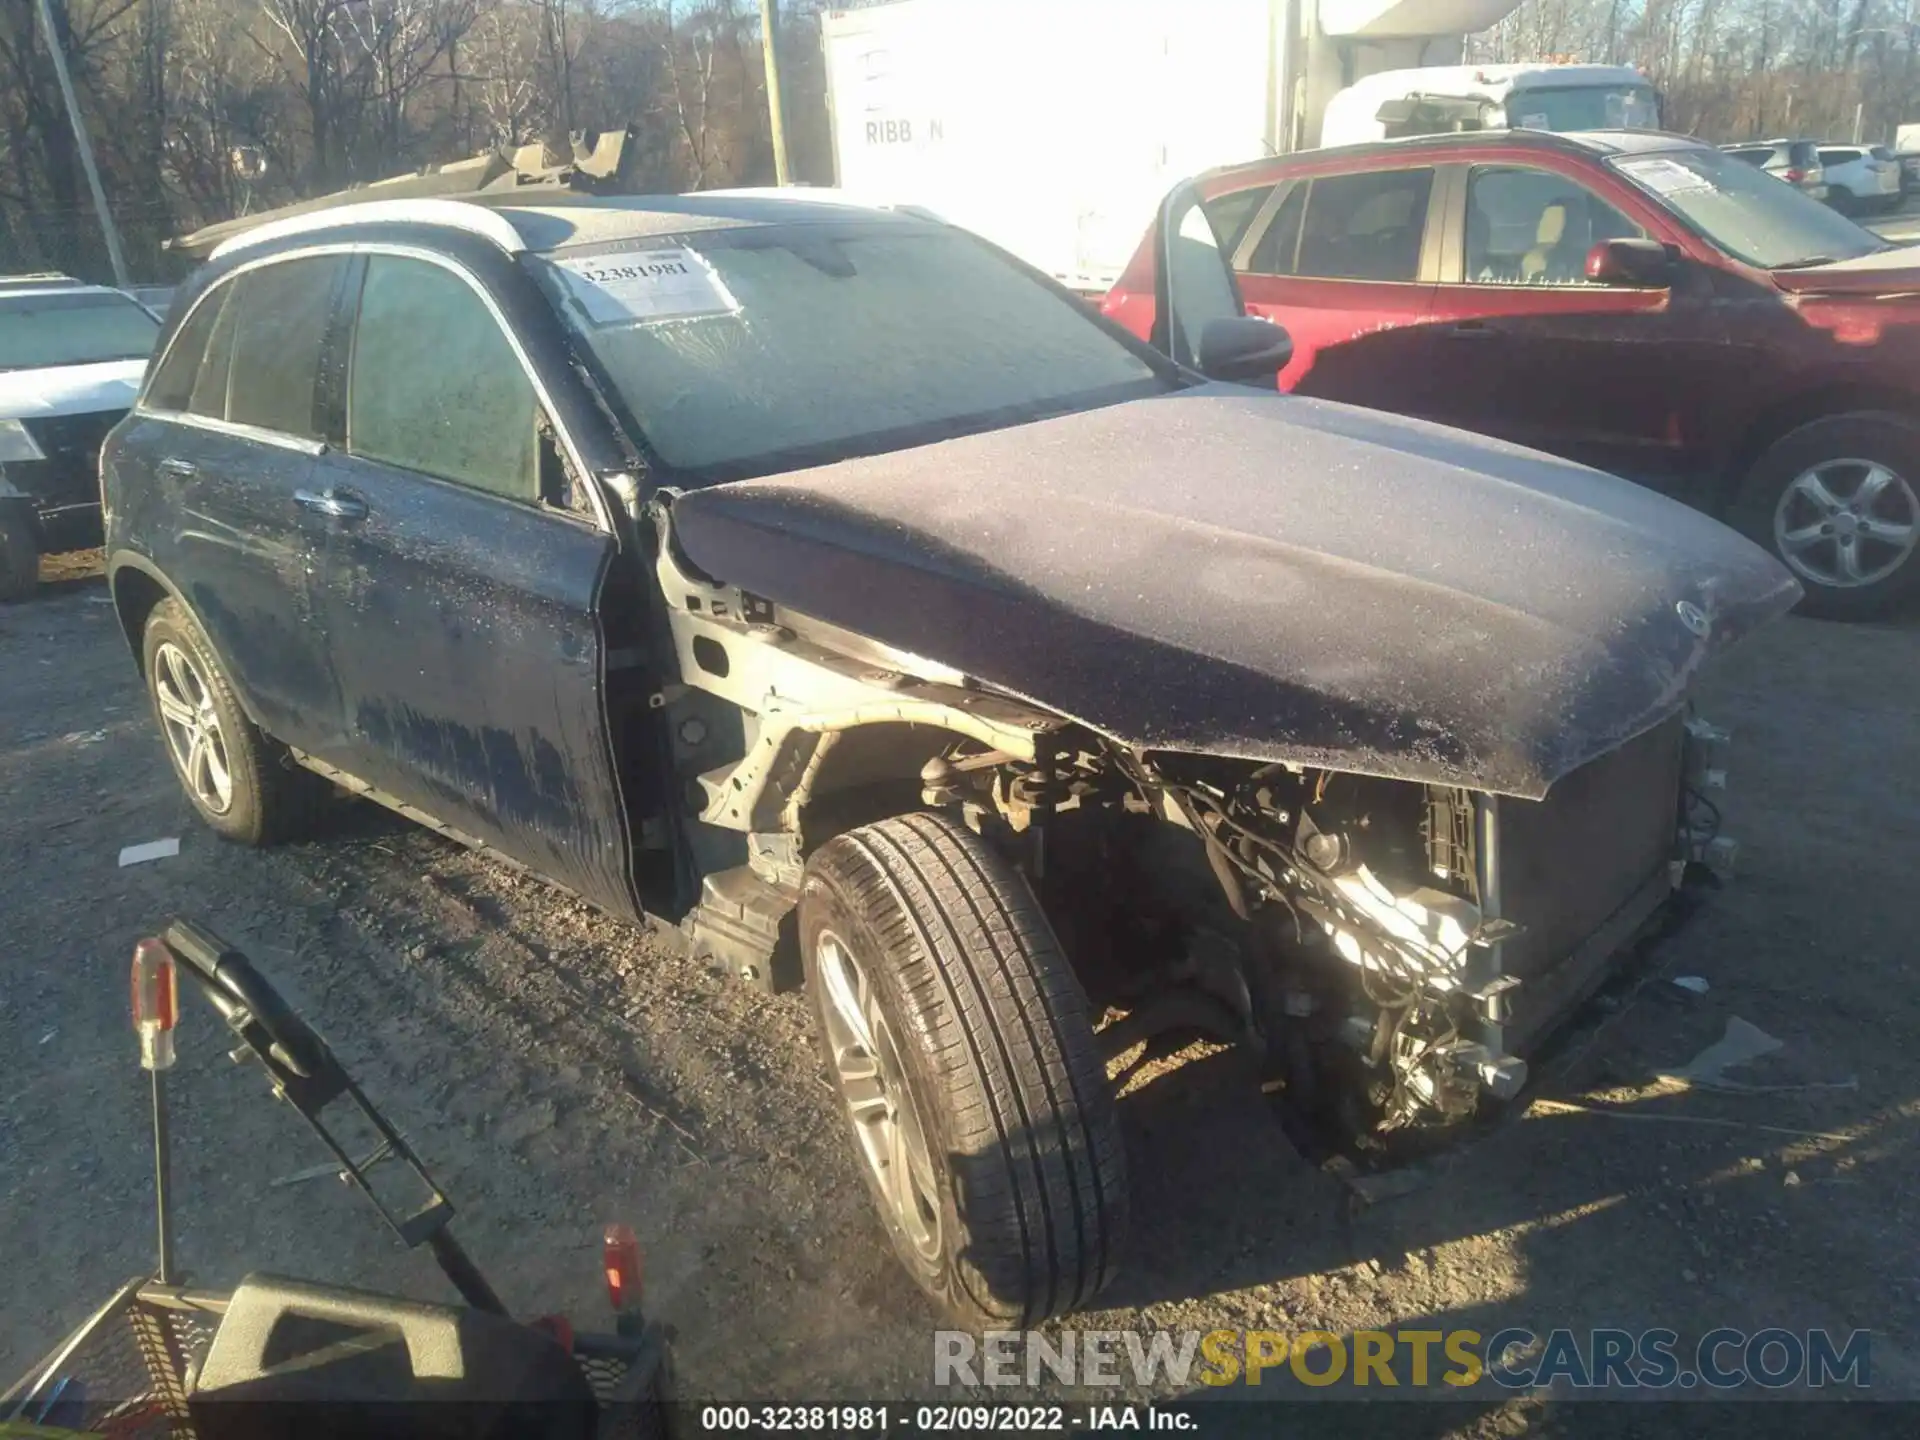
[102,189,1793,1326]
[0,275,161,597]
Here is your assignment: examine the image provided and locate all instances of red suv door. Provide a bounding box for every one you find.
[1415,157,1732,491]
[1224,164,1440,409]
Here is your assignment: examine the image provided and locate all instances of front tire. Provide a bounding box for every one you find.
[1728,413,1920,620]
[799,812,1127,1326]
[142,598,323,844]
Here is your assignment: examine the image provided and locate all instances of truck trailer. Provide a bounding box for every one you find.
[821,0,1658,291]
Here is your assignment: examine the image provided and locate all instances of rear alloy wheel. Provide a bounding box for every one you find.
[153,639,236,815]
[142,598,324,845]
[799,812,1127,1327]
[1732,414,1920,620]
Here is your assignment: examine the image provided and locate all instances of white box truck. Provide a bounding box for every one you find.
[821,0,1659,291]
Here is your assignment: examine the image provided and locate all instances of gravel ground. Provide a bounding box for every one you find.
[3,562,1917,1435]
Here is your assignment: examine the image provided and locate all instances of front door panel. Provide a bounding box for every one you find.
[1413,162,1728,491]
[1419,281,1722,489]
[310,451,636,918]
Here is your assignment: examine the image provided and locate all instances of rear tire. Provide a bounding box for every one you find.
[0,509,37,602]
[142,598,324,844]
[1728,413,1920,621]
[799,812,1127,1326]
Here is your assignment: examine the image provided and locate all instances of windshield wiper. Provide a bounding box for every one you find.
[1770,256,1840,270]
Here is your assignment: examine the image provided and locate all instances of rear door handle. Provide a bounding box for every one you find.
[157,457,197,478]
[294,488,368,522]
[1439,321,1497,339]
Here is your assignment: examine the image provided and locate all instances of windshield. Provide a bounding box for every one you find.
[1505,84,1660,132]
[531,221,1169,478]
[0,290,159,372]
[1609,148,1886,269]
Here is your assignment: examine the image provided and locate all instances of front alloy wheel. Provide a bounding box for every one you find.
[815,928,943,1266]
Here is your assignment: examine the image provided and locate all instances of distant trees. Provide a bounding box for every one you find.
[0,0,849,278]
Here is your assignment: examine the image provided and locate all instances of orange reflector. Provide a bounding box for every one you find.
[603,1223,642,1312]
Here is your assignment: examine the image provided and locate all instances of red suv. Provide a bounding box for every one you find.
[1105,130,1920,618]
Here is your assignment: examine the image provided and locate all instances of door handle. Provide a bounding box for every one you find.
[157,457,197,478]
[294,488,368,522]
[1439,321,1498,339]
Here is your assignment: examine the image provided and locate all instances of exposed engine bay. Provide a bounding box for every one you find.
[913,718,1734,1150]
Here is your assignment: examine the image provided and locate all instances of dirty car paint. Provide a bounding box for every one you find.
[305,446,637,919]
[671,385,1800,800]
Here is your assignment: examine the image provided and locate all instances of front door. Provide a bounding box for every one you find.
[312,252,638,918]
[1415,163,1728,491]
[124,255,351,753]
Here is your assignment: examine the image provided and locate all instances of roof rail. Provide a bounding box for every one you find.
[209,198,526,262]
[0,271,83,288]
[699,186,948,222]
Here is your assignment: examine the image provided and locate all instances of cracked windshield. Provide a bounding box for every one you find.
[3,1,1915,1438]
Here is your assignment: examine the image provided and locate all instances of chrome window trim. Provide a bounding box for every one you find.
[154,412,327,456]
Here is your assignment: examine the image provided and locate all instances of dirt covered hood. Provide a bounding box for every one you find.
[668,386,1799,798]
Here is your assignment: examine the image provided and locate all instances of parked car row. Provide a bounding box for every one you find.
[1105,128,1920,618]
[1719,137,1910,214]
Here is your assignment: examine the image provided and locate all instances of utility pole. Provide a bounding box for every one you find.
[759,0,791,185]
[34,0,129,287]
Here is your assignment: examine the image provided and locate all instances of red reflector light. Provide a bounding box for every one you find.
[132,938,177,1031]
[603,1223,643,1313]
[1785,168,1806,182]
[132,937,178,1071]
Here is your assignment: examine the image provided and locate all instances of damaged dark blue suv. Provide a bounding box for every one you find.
[103,187,1794,1330]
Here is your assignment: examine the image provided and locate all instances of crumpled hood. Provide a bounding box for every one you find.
[669,386,1799,798]
[0,358,144,421]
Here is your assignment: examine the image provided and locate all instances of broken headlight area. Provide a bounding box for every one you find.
[929,712,1734,1154]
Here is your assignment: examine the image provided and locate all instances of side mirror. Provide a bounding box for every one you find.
[1586,237,1673,288]
[1196,316,1294,385]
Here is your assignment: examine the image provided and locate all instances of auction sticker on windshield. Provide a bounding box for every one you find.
[553,248,740,325]
[1616,157,1714,198]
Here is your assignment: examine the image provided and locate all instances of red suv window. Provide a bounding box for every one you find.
[1243,168,1434,282]
[1464,167,1644,286]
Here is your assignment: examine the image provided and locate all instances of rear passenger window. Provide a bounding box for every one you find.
[1244,170,1432,282]
[225,257,342,438]
[1201,186,1271,257]
[188,296,239,419]
[144,288,227,412]
[347,256,537,502]
[1244,183,1306,275]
